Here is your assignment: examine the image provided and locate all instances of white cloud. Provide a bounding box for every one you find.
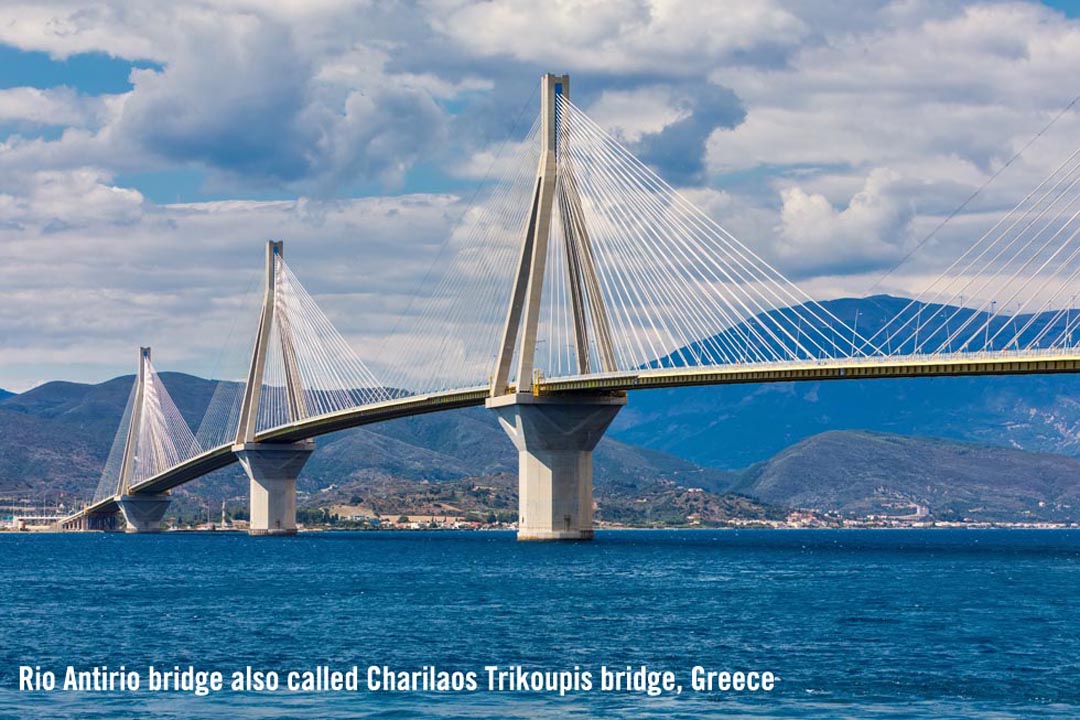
[0,2,466,193]
[775,168,913,275]
[0,87,111,128]
[0,3,167,60]
[586,86,689,143]
[429,0,807,74]
[694,2,1080,282]
[0,168,144,229]
[706,3,1080,178]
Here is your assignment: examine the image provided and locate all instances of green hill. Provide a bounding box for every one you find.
[732,430,1080,522]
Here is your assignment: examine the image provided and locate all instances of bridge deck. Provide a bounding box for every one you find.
[56,387,492,527]
[540,350,1080,393]
[58,350,1080,529]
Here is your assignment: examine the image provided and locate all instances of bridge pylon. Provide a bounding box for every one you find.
[57,345,200,532]
[233,240,314,536]
[487,74,626,541]
[114,347,171,533]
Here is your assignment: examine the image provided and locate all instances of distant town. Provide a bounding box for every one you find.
[4,494,1077,533]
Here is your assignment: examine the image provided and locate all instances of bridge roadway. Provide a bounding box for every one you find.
[59,348,1080,527]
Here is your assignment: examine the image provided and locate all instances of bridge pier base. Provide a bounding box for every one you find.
[117,494,170,533]
[60,511,120,532]
[235,442,314,536]
[488,393,625,541]
[88,511,120,532]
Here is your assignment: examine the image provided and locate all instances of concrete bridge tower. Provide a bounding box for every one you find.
[233,241,314,536]
[488,74,625,541]
[114,347,172,533]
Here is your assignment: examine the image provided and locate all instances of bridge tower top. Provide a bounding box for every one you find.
[117,346,150,496]
[541,73,568,156]
[235,240,303,445]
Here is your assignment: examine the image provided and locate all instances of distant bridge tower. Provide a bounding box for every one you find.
[56,345,193,532]
[233,241,314,536]
[487,74,626,541]
[113,347,172,532]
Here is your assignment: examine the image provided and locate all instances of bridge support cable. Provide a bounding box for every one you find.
[869,140,1080,357]
[521,93,876,379]
[129,350,202,489]
[370,116,543,397]
[194,270,265,451]
[196,380,245,452]
[559,154,617,373]
[92,375,137,503]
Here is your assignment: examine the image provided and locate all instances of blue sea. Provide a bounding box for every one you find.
[1,529,1079,718]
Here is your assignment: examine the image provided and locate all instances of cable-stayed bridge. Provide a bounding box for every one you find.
[57,74,1080,539]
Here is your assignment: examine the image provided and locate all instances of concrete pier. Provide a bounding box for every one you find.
[57,511,117,532]
[117,494,170,533]
[85,512,120,532]
[488,393,625,541]
[235,441,314,536]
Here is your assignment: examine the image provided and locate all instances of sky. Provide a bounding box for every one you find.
[3,0,1080,391]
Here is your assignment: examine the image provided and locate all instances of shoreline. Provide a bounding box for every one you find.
[6,523,1080,535]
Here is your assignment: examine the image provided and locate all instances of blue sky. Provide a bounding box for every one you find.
[0,45,152,94]
[2,0,1080,390]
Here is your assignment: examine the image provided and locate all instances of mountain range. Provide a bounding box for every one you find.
[2,296,1080,524]
[615,295,1080,468]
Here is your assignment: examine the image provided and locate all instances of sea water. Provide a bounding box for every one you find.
[1,529,1078,718]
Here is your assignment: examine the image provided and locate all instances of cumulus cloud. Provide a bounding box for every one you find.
[0,2,454,194]
[429,0,807,75]
[0,86,111,128]
[775,168,913,276]
[707,3,1080,178]
[0,168,144,231]
[585,86,688,143]
[695,2,1080,284]
[633,82,745,185]
[0,2,168,60]
[114,14,315,182]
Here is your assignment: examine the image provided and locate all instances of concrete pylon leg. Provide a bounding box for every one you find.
[117,494,170,533]
[234,442,314,536]
[488,393,626,541]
